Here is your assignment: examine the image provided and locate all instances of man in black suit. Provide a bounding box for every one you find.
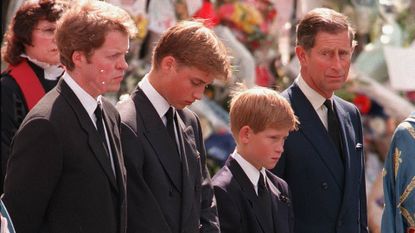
[2,1,136,233]
[117,21,231,233]
[212,87,298,233]
[272,8,368,233]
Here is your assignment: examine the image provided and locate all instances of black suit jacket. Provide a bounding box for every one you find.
[117,87,220,233]
[3,79,127,233]
[213,156,294,233]
[272,83,368,233]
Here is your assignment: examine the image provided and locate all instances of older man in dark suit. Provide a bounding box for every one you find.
[272,8,368,233]
[2,2,136,233]
[117,21,231,233]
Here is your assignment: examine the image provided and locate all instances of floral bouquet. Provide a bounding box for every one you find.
[217,0,277,51]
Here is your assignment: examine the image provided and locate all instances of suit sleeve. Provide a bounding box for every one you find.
[213,185,241,233]
[193,115,221,233]
[2,118,63,233]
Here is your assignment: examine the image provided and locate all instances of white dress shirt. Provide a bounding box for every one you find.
[139,74,171,125]
[139,75,181,152]
[295,75,332,130]
[63,73,116,175]
[231,150,267,195]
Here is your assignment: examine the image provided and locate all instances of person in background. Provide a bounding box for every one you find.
[212,86,298,233]
[271,8,368,233]
[1,0,66,194]
[381,111,415,233]
[2,1,136,232]
[117,20,231,233]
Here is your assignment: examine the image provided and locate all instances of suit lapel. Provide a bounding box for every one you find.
[101,104,122,194]
[101,103,127,231]
[333,97,352,171]
[227,157,268,233]
[266,171,292,233]
[334,98,358,216]
[132,89,183,192]
[176,115,195,227]
[58,80,118,191]
[288,84,344,190]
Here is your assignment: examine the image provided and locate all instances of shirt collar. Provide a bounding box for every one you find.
[231,150,266,190]
[63,72,98,122]
[296,74,328,110]
[139,74,171,120]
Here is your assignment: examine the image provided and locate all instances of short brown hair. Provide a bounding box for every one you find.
[1,0,66,65]
[152,20,231,80]
[56,0,137,71]
[296,8,356,50]
[229,86,299,138]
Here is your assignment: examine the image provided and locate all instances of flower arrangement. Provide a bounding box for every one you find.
[217,0,277,51]
[133,15,149,40]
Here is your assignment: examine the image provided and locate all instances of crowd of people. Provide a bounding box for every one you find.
[1,1,414,233]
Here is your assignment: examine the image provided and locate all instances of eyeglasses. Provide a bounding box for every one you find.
[34,27,56,37]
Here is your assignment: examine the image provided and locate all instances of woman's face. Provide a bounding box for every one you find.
[25,20,60,65]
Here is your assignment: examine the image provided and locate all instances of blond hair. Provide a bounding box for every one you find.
[229,86,299,138]
[152,20,231,80]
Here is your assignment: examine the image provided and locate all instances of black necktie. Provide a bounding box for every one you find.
[324,99,343,158]
[95,103,110,154]
[166,107,179,153]
[258,173,274,233]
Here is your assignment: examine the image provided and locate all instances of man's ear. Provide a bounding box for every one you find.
[239,125,252,144]
[72,51,85,67]
[295,46,307,65]
[160,55,176,72]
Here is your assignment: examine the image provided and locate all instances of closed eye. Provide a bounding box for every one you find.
[191,79,205,87]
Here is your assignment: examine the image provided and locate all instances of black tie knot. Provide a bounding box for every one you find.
[324,99,333,111]
[324,99,344,162]
[258,173,267,195]
[95,102,106,146]
[94,103,103,121]
[165,107,175,125]
[165,107,178,148]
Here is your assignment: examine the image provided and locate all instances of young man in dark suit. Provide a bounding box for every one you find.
[117,20,231,233]
[272,8,369,233]
[2,1,136,232]
[212,87,298,233]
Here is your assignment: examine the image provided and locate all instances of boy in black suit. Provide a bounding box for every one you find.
[212,87,298,233]
[117,20,231,233]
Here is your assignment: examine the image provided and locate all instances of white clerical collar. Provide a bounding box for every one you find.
[21,54,64,81]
